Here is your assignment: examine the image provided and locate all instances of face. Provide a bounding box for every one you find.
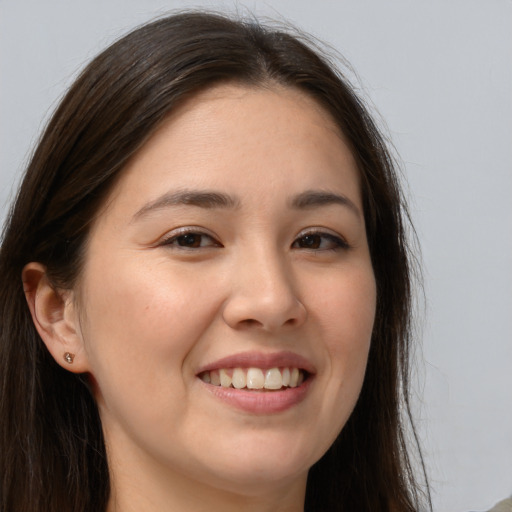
[74,84,376,501]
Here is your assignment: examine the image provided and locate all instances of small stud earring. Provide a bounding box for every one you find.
[63,352,75,364]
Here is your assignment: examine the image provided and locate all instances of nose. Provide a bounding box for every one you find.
[222,249,307,332]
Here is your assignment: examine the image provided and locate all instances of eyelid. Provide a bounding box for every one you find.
[158,226,222,248]
[155,226,348,250]
[293,228,350,250]
[296,226,343,238]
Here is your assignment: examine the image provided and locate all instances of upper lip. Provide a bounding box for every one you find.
[196,350,316,375]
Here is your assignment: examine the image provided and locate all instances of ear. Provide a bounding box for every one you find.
[22,262,89,373]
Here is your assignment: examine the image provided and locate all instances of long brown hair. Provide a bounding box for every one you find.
[0,11,430,511]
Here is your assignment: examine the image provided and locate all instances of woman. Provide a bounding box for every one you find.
[0,11,430,512]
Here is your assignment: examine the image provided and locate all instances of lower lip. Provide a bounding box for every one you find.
[201,378,312,414]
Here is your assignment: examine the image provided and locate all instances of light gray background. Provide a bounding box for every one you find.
[1,1,511,511]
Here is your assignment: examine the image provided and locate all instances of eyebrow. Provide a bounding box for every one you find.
[132,188,361,221]
[291,190,361,218]
[132,189,241,221]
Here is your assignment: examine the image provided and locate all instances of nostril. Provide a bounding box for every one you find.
[239,318,262,328]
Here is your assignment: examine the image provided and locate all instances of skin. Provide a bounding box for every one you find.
[24,84,377,512]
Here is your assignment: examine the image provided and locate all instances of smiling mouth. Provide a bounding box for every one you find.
[198,367,307,391]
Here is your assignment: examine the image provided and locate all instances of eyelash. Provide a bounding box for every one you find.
[159,228,221,249]
[292,231,350,251]
[159,228,349,252]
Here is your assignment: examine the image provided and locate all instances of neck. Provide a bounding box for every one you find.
[106,448,307,512]
[107,471,306,512]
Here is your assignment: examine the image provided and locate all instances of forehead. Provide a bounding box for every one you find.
[102,83,361,216]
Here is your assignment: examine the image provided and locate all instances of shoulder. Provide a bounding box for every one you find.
[486,498,512,512]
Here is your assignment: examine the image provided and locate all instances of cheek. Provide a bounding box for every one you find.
[81,258,211,347]
[316,264,376,345]
[76,257,221,431]
[313,263,376,389]
[76,256,225,403]
[297,264,375,451]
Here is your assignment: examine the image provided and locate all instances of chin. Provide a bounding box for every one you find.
[194,438,318,495]
[204,461,309,498]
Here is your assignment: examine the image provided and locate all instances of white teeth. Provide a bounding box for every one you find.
[232,368,246,389]
[210,370,220,386]
[282,367,290,386]
[201,367,306,390]
[264,368,283,390]
[246,368,264,389]
[289,368,299,388]
[219,368,232,388]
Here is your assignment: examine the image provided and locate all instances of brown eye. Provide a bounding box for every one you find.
[297,234,322,249]
[292,232,349,251]
[176,233,203,247]
[161,231,221,249]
